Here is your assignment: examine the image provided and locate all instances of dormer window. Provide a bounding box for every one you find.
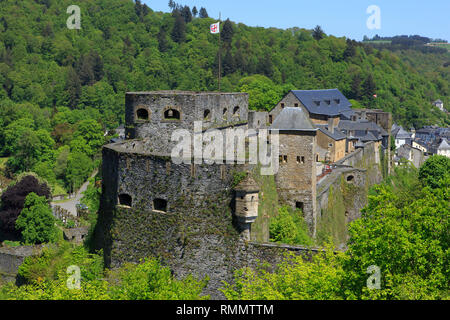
[325,100,331,105]
[334,99,340,104]
[314,100,320,106]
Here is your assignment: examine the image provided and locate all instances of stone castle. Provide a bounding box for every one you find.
[93,89,391,298]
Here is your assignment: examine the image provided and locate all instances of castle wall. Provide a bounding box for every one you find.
[316,168,367,246]
[248,111,268,129]
[0,246,42,285]
[125,92,248,154]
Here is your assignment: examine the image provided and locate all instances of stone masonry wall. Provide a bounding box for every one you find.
[125,92,248,154]
[276,131,317,235]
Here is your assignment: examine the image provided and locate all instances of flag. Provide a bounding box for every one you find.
[210,22,220,34]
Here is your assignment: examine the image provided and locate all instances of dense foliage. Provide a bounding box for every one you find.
[0,243,208,300]
[15,192,58,244]
[0,174,51,237]
[418,155,450,189]
[269,206,313,246]
[0,0,449,190]
[223,160,449,300]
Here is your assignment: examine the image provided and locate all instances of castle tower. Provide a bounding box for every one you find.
[124,91,248,154]
[234,174,259,241]
[269,107,318,236]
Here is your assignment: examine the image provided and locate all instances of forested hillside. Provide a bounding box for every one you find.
[0,0,449,187]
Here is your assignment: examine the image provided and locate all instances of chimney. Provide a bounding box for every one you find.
[328,117,335,134]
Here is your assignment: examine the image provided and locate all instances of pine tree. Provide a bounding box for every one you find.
[181,5,192,23]
[222,49,235,76]
[77,55,95,86]
[344,39,356,60]
[199,7,208,18]
[158,27,168,52]
[171,12,186,43]
[168,0,176,10]
[312,25,325,41]
[192,6,198,18]
[66,67,81,108]
[221,19,234,48]
[362,74,376,99]
[90,51,104,82]
[350,73,362,99]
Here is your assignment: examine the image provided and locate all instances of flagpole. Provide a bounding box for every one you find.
[218,12,221,92]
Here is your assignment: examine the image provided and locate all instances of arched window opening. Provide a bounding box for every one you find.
[204,109,211,120]
[136,108,149,120]
[233,106,240,117]
[222,108,228,120]
[118,194,132,207]
[164,109,180,120]
[347,175,354,182]
[153,198,168,212]
[296,202,304,211]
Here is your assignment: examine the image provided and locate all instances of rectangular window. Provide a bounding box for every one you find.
[294,103,299,108]
[281,103,285,109]
[283,155,288,163]
[301,156,305,163]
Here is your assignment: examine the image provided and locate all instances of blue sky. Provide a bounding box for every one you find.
[142,0,450,41]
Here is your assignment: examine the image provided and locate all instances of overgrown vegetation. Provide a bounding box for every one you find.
[269,206,313,246]
[223,156,449,299]
[0,243,208,300]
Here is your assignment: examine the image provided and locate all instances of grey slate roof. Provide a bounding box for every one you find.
[438,139,450,150]
[338,120,388,136]
[290,89,352,117]
[270,107,317,131]
[361,131,378,142]
[315,125,346,140]
[340,109,356,120]
[395,127,411,139]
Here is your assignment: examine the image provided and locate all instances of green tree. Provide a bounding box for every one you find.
[418,155,450,189]
[71,119,104,158]
[171,12,186,43]
[312,25,325,40]
[221,19,234,47]
[362,74,376,99]
[15,192,57,244]
[66,152,93,192]
[199,7,208,18]
[342,182,449,300]
[269,206,313,246]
